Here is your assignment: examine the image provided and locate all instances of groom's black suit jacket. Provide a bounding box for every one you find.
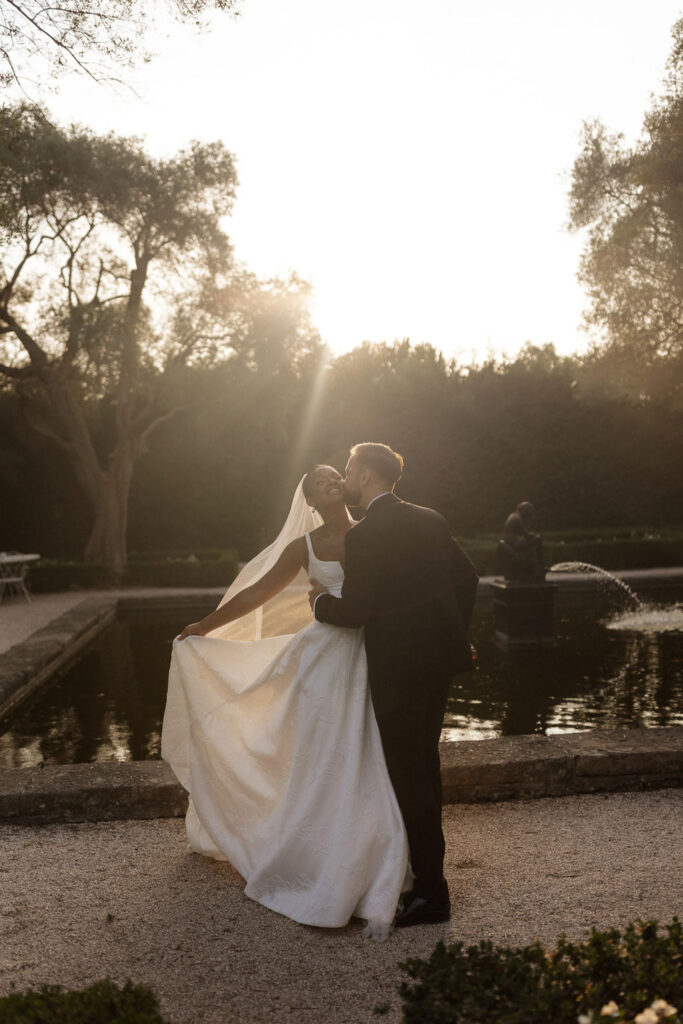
[314,493,478,679]
[314,492,478,889]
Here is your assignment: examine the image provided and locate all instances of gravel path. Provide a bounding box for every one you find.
[1,789,681,1024]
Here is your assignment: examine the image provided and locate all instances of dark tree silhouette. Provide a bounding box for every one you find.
[569,17,683,401]
[0,104,238,575]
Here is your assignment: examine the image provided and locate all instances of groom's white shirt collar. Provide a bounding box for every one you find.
[365,491,393,511]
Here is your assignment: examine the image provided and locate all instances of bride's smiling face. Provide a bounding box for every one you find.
[303,466,344,512]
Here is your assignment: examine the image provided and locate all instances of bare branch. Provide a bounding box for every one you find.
[4,0,99,80]
[137,403,188,452]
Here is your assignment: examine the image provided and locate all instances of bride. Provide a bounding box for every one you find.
[161,466,411,939]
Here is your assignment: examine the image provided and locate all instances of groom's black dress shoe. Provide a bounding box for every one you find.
[395,893,451,928]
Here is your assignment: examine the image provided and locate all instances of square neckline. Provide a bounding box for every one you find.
[305,532,343,568]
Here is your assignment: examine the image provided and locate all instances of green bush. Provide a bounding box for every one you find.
[398,918,683,1024]
[462,538,683,577]
[0,979,169,1024]
[127,548,231,563]
[28,553,238,592]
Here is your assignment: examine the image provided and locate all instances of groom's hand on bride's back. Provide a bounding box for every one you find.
[307,580,328,610]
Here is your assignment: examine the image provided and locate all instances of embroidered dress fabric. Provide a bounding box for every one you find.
[161,482,411,935]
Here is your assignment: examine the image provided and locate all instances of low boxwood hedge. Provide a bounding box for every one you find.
[462,538,683,577]
[0,979,169,1024]
[398,918,682,1024]
[28,551,238,592]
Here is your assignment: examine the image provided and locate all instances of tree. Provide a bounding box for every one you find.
[0,0,240,92]
[0,103,238,576]
[569,18,683,402]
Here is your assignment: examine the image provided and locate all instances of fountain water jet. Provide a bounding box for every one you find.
[549,561,641,609]
[549,562,683,634]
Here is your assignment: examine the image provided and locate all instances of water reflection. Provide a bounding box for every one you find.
[0,612,180,768]
[1,601,682,766]
[445,602,683,739]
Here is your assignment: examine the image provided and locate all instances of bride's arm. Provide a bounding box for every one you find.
[177,538,306,640]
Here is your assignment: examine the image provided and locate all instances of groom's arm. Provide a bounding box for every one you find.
[314,526,377,629]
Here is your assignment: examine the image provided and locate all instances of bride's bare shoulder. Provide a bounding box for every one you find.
[282,535,309,570]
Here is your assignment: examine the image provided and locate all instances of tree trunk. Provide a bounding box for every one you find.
[34,370,137,581]
[83,472,131,580]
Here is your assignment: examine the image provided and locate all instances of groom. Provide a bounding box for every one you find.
[308,442,478,927]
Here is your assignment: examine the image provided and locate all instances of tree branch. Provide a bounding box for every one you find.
[4,0,99,80]
[19,399,75,456]
[0,308,50,369]
[0,360,33,380]
[136,404,188,453]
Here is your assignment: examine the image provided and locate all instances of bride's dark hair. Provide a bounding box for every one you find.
[302,465,328,502]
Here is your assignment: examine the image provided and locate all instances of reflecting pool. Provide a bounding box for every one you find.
[1,597,682,767]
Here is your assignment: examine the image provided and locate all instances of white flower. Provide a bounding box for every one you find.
[635,1010,659,1024]
[650,1001,678,1019]
[601,1002,620,1017]
[578,1014,594,1024]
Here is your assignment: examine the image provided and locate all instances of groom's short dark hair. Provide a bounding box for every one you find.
[350,442,403,486]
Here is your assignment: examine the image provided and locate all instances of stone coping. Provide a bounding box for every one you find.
[1,726,681,825]
[0,596,117,722]
[0,591,225,721]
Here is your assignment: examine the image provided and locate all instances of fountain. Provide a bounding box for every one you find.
[547,561,683,634]
[492,502,557,648]
[490,523,670,648]
[606,604,683,633]
[549,561,640,609]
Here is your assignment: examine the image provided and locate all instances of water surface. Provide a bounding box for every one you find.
[1,599,682,767]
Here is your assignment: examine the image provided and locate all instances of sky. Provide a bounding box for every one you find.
[32,0,683,362]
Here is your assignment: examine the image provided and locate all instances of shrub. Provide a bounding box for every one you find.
[28,552,238,592]
[0,979,169,1024]
[398,918,683,1024]
[462,538,683,577]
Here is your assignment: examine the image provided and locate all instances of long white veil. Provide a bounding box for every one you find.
[208,477,323,642]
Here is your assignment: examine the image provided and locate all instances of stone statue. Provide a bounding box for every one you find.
[498,502,546,581]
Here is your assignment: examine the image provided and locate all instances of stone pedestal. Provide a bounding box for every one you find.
[491,579,558,648]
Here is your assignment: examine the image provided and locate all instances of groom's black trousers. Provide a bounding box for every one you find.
[314,494,478,895]
[368,650,454,895]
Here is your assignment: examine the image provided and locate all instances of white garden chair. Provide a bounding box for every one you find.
[0,552,35,603]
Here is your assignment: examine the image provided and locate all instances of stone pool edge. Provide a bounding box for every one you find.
[0,591,224,722]
[1,726,681,825]
[0,596,118,722]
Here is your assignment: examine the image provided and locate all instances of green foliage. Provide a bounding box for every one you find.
[2,339,682,558]
[569,18,683,401]
[29,553,238,591]
[398,918,683,1024]
[464,537,683,577]
[0,978,168,1024]
[0,104,323,573]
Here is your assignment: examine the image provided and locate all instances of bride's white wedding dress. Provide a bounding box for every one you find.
[161,532,411,936]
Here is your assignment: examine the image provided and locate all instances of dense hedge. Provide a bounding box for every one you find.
[3,343,683,562]
[398,918,683,1024]
[0,979,168,1024]
[23,535,682,591]
[465,536,683,577]
[28,551,238,592]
